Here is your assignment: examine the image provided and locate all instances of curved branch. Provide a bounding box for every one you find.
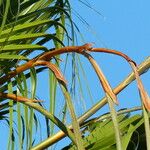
[90,48,136,65]
[0,44,92,85]
[34,60,67,85]
[83,52,118,104]
[89,48,150,111]
[0,60,35,85]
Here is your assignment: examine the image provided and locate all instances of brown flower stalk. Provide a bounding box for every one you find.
[34,60,67,85]
[0,44,92,85]
[0,92,41,102]
[129,62,150,111]
[83,52,118,104]
[0,43,149,110]
[89,48,150,111]
[90,48,137,65]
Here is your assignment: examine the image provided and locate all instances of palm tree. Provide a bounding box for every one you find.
[0,0,150,150]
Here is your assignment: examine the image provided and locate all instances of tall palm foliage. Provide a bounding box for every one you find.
[0,0,75,149]
[0,0,150,150]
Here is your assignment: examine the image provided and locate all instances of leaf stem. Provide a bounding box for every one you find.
[106,94,122,150]
[23,102,76,149]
